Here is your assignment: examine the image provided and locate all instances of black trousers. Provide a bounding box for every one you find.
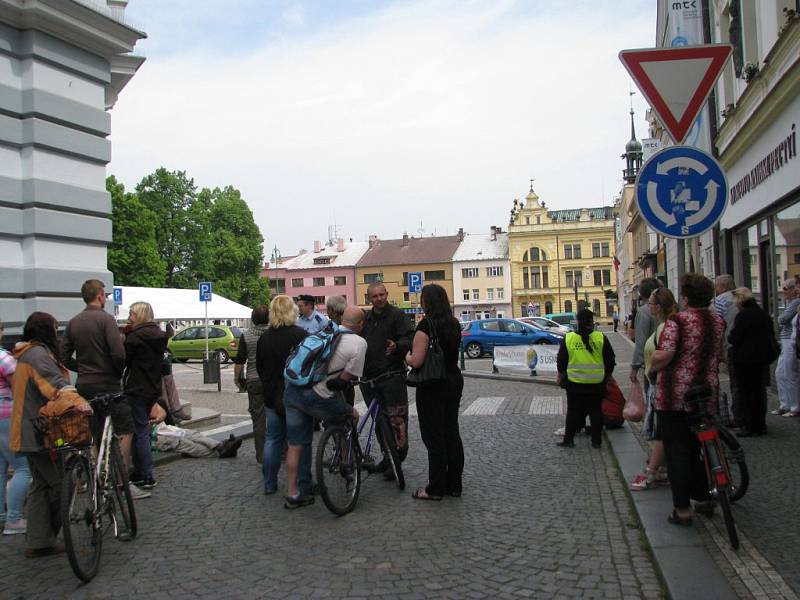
[415,370,465,496]
[657,410,710,509]
[564,391,603,446]
[734,362,768,433]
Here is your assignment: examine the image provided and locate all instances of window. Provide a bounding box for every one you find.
[313,256,332,265]
[210,327,226,339]
[334,276,346,286]
[564,244,581,259]
[536,216,541,225]
[403,292,410,302]
[525,266,549,289]
[606,301,615,317]
[525,216,530,225]
[312,277,325,286]
[462,267,479,278]
[602,269,611,286]
[565,270,582,288]
[593,299,601,315]
[424,270,445,280]
[601,242,610,257]
[364,273,382,283]
[545,301,553,314]
[496,311,504,318]
[592,242,601,258]
[269,278,286,294]
[402,272,409,285]
[461,312,470,322]
[463,289,470,301]
[291,278,304,287]
[502,320,525,333]
[314,296,325,305]
[496,288,504,299]
[593,270,602,286]
[479,321,500,331]
[795,253,800,263]
[564,300,573,312]
[487,288,494,300]
[523,248,547,262]
[472,289,480,300]
[486,265,503,277]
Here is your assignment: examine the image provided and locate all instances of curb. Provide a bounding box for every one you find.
[605,423,738,600]
[461,371,561,386]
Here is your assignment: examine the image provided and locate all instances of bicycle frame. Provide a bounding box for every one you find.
[356,397,382,458]
[697,427,731,493]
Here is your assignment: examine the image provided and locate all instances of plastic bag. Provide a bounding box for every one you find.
[623,380,645,422]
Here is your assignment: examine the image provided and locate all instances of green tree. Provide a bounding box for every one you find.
[136,168,200,287]
[106,175,165,286]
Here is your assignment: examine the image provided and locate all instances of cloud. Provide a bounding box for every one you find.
[110,0,655,256]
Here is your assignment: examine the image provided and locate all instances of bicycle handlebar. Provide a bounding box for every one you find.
[351,369,408,387]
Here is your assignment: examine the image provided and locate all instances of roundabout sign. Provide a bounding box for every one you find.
[634,145,727,239]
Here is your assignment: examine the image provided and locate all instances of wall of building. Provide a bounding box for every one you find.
[355,262,454,310]
[452,259,512,321]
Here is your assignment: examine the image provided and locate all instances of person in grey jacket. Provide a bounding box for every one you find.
[630,278,662,386]
[233,304,269,463]
[714,274,741,425]
[774,279,800,417]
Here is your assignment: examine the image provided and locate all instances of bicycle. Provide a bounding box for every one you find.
[58,393,137,582]
[315,371,407,516]
[685,390,740,550]
[717,392,749,502]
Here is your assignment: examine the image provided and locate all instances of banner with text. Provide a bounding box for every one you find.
[492,345,558,374]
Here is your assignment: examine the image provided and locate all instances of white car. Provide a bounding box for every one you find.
[518,316,571,335]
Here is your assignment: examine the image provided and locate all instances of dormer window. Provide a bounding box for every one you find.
[313,256,333,265]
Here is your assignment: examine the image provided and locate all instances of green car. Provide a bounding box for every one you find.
[167,325,242,363]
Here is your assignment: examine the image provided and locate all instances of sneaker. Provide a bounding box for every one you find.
[629,473,655,491]
[782,411,800,418]
[128,483,151,500]
[284,494,315,510]
[138,477,157,490]
[2,519,27,535]
[771,408,789,416]
[553,427,566,437]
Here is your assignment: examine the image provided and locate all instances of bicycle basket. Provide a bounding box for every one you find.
[36,410,92,449]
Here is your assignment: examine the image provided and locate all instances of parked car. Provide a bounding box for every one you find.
[460,318,564,359]
[544,312,578,331]
[518,316,571,335]
[167,325,242,363]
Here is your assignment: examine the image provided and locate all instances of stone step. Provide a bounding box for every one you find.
[179,406,220,429]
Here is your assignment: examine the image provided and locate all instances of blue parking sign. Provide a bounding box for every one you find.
[408,272,423,293]
[199,281,212,302]
[112,287,123,305]
[635,145,727,239]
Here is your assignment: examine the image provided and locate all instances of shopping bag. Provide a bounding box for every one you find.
[622,380,645,422]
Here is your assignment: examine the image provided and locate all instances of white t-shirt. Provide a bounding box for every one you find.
[313,331,368,399]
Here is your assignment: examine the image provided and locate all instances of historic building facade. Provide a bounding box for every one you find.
[0,0,145,335]
[508,187,616,323]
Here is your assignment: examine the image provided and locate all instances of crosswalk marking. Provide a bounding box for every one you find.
[354,401,367,415]
[529,396,566,416]
[463,397,505,416]
[408,402,418,416]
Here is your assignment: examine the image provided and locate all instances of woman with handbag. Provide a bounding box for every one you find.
[649,273,725,526]
[405,284,464,501]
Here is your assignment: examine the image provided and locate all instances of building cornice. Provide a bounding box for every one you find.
[0,0,146,57]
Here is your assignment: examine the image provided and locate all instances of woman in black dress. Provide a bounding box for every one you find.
[406,284,464,501]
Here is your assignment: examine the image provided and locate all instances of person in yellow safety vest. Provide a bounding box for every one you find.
[556,309,616,449]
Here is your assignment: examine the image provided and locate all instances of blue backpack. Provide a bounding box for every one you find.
[284,322,349,387]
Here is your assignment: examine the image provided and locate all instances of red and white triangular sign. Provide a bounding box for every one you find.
[619,44,732,145]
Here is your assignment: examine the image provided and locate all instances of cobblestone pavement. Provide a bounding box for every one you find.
[0,376,663,599]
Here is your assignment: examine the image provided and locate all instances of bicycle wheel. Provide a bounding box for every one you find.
[62,453,102,582]
[377,414,405,491]
[109,437,137,541]
[718,490,739,550]
[316,425,360,516]
[719,427,749,502]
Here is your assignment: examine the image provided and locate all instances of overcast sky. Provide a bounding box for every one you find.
[109,0,656,258]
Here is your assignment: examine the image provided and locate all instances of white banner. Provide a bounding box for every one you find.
[492,345,559,374]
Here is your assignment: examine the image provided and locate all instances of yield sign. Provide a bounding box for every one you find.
[619,44,732,145]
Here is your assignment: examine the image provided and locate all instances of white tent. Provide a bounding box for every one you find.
[115,286,252,324]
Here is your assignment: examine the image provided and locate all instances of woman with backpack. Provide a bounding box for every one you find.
[728,287,779,437]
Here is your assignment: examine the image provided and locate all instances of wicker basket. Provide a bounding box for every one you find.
[40,410,92,449]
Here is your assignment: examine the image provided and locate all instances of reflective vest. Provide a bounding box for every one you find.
[566,331,605,384]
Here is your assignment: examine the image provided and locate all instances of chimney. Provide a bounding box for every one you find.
[337,238,345,252]
[314,240,322,253]
[490,225,497,241]
[368,234,379,249]
[457,227,465,241]
[402,233,410,246]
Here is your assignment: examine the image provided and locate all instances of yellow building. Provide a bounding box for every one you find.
[508,188,617,323]
[355,233,463,314]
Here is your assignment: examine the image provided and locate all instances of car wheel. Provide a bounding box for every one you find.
[216,349,230,364]
[535,339,551,345]
[465,342,482,359]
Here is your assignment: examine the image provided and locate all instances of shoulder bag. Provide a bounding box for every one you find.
[406,318,447,388]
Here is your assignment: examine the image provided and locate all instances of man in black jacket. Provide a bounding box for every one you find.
[361,283,414,470]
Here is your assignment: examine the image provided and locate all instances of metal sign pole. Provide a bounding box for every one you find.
[204,300,209,359]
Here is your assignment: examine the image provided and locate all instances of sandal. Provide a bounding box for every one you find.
[412,488,443,501]
[667,510,692,526]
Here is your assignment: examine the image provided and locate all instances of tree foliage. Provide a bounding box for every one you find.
[108,169,269,307]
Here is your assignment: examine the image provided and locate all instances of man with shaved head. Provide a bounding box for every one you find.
[282,304,368,509]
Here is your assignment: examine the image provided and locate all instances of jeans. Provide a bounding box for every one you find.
[0,418,32,522]
[129,396,155,479]
[776,340,800,412]
[262,407,312,494]
[247,380,266,464]
[657,410,710,509]
[284,384,354,446]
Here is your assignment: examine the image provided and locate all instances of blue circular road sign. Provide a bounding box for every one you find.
[635,145,727,239]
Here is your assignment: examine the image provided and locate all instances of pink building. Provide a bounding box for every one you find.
[261,238,369,311]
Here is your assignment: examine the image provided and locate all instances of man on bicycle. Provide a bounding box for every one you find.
[283,306,366,509]
[360,283,414,473]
